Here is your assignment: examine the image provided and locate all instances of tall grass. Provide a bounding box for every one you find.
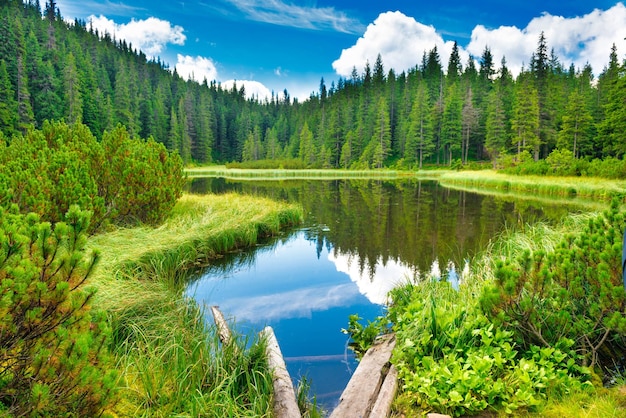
[439,170,626,202]
[87,193,303,417]
[463,211,596,296]
[185,165,413,180]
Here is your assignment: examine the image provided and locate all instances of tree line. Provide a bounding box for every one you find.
[1,0,625,169]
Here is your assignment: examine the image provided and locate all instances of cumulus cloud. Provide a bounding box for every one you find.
[332,11,466,78]
[175,54,218,83]
[467,3,626,76]
[223,0,364,34]
[87,15,186,57]
[221,79,273,102]
[334,4,626,79]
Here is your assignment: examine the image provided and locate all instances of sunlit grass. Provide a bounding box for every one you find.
[439,170,626,201]
[185,165,411,180]
[87,193,303,417]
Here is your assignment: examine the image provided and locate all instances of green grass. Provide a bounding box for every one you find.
[438,170,626,202]
[86,193,303,417]
[185,165,417,180]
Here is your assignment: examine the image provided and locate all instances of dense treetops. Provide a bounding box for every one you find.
[1,0,625,170]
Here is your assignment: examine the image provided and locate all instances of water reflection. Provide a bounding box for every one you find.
[185,177,591,413]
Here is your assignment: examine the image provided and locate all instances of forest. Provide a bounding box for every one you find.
[1,0,625,170]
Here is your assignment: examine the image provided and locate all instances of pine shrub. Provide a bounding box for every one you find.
[0,206,117,415]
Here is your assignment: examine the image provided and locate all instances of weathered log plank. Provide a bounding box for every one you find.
[261,326,302,418]
[210,305,232,344]
[329,333,396,418]
[369,364,398,418]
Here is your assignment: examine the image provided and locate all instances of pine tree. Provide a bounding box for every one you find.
[512,74,540,159]
[441,83,462,165]
[461,87,480,164]
[298,122,316,167]
[405,82,433,168]
[557,89,593,158]
[370,95,391,168]
[447,41,462,85]
[0,60,17,135]
[485,88,507,167]
[63,52,82,124]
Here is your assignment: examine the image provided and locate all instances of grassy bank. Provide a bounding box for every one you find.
[87,193,303,417]
[186,165,416,180]
[438,170,626,201]
[390,210,626,417]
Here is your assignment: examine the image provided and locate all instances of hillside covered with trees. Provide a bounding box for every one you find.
[1,0,625,170]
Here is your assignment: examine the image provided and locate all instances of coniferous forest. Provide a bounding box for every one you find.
[1,0,625,171]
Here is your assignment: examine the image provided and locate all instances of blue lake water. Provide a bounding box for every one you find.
[185,178,587,413]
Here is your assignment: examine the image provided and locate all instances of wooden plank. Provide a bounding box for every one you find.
[329,333,396,418]
[369,364,398,418]
[210,305,232,344]
[261,326,302,418]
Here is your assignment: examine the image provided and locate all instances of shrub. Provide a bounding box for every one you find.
[0,206,117,415]
[480,200,626,370]
[390,281,589,417]
[0,121,185,232]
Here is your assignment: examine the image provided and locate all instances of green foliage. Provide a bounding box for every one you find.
[390,281,591,417]
[480,201,626,370]
[0,206,117,416]
[97,124,186,226]
[226,158,307,169]
[2,2,625,169]
[341,314,389,357]
[0,121,185,232]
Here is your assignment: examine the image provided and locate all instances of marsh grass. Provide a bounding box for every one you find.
[185,165,412,180]
[439,170,626,201]
[87,193,302,416]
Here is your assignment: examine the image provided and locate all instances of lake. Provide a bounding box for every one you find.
[185,177,586,413]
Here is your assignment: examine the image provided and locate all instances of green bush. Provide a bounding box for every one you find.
[480,200,626,370]
[0,206,117,416]
[390,281,590,417]
[390,281,589,417]
[0,121,185,232]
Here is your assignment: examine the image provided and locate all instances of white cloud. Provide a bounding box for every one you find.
[334,4,626,80]
[87,15,186,57]
[214,283,360,322]
[223,0,365,34]
[332,11,466,78]
[467,3,626,76]
[329,251,411,305]
[175,54,218,83]
[221,79,273,101]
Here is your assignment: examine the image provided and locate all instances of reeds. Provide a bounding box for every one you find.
[87,193,302,416]
[439,170,626,202]
[185,165,413,180]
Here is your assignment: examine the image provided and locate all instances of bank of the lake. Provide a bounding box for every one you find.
[87,193,302,417]
[389,207,626,417]
[437,170,626,201]
[186,166,626,203]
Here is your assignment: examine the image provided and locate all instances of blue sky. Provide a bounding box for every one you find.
[54,0,626,101]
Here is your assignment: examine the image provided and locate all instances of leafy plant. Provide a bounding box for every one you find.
[341,314,389,357]
[390,280,590,417]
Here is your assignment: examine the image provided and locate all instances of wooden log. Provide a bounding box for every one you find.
[369,364,398,418]
[329,333,396,418]
[261,326,301,418]
[210,305,232,344]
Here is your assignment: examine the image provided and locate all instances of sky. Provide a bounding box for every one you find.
[53,0,626,101]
